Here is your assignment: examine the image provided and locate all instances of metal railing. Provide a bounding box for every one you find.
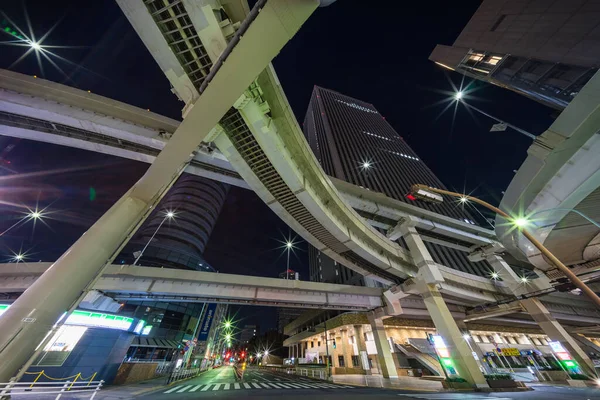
[296,368,326,379]
[166,367,199,384]
[0,380,104,399]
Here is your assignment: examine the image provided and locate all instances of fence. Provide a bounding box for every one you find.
[296,368,326,379]
[0,380,104,399]
[166,367,200,384]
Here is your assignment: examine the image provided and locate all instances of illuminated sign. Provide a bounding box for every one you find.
[495,347,521,357]
[549,341,566,353]
[0,305,134,331]
[133,320,146,334]
[556,352,571,361]
[142,325,153,335]
[66,310,134,330]
[198,303,218,341]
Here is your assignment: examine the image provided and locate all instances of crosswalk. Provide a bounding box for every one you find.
[397,394,513,400]
[164,381,356,393]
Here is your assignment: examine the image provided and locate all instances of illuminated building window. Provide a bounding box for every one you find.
[487,55,503,65]
[363,131,392,141]
[469,53,484,62]
[335,99,378,114]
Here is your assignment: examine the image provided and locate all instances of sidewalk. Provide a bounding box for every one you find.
[332,374,444,391]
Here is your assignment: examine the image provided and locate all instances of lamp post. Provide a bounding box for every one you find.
[453,91,536,140]
[409,184,600,309]
[133,210,175,265]
[285,241,292,279]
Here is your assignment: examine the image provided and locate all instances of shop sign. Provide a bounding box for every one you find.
[495,347,520,356]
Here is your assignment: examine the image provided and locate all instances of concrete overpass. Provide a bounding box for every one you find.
[0,263,382,311]
[0,69,247,188]
[497,70,600,277]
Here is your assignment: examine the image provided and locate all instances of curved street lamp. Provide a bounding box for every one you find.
[409,184,600,308]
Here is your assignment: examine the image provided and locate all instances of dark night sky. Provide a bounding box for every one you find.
[0,1,554,331]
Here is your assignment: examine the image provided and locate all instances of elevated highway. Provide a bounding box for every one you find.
[0,263,382,311]
[497,71,600,276]
[0,69,247,188]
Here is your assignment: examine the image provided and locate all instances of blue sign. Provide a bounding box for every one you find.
[198,303,217,341]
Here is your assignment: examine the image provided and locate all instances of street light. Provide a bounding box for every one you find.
[452,91,536,140]
[133,210,175,265]
[30,42,41,51]
[408,184,600,308]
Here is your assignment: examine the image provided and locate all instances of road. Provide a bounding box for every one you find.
[137,366,600,399]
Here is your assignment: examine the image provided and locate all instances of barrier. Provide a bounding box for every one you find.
[166,367,199,384]
[0,380,104,399]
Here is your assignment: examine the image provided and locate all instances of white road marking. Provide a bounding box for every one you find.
[223,383,230,390]
[212,383,222,391]
[260,383,272,389]
[234,383,241,389]
[164,386,181,393]
[200,384,211,391]
[243,382,252,389]
[251,382,262,389]
[189,385,203,392]
[176,385,192,393]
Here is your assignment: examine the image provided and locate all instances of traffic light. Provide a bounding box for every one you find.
[332,340,336,349]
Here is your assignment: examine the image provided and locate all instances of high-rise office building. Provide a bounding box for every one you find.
[122,174,229,270]
[429,0,600,110]
[303,86,490,283]
[239,325,259,345]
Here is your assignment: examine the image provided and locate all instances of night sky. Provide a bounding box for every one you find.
[0,1,555,331]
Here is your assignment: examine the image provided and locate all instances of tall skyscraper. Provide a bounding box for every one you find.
[303,86,490,283]
[123,174,229,270]
[429,0,599,110]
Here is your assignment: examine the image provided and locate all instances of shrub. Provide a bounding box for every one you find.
[484,374,513,380]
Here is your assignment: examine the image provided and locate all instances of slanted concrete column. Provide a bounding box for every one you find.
[418,281,488,387]
[354,324,372,375]
[485,255,551,294]
[399,223,487,388]
[367,314,398,378]
[521,298,597,378]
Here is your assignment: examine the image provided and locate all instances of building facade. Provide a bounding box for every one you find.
[239,325,259,345]
[429,0,600,110]
[284,311,600,378]
[303,86,492,284]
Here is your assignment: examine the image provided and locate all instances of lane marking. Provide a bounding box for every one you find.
[251,382,262,389]
[189,385,203,392]
[200,384,211,391]
[244,383,252,389]
[176,385,192,393]
[260,383,271,389]
[277,383,293,388]
[234,383,240,389]
[212,383,222,391]
[223,383,230,390]
[164,386,181,394]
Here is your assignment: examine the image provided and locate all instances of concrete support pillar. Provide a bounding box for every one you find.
[521,298,597,378]
[354,324,371,375]
[367,314,398,379]
[399,223,487,387]
[341,329,354,370]
[418,282,488,387]
[485,255,551,294]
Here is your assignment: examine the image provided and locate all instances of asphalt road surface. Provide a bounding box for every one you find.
[138,366,600,399]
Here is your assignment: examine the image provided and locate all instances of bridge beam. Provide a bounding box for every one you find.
[0,0,320,382]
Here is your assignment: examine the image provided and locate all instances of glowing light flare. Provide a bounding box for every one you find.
[454,91,464,101]
[459,196,469,203]
[520,276,529,283]
[491,272,499,280]
[30,41,41,50]
[165,211,175,219]
[513,217,529,227]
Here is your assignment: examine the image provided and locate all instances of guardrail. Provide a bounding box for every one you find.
[0,380,104,399]
[166,367,200,384]
[296,368,326,379]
